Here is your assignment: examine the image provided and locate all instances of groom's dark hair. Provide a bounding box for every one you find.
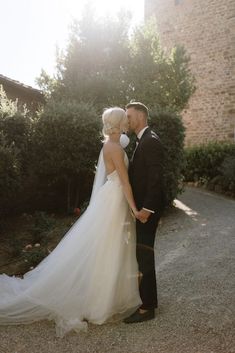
[125,102,149,118]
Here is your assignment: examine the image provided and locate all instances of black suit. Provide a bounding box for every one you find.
[129,127,164,310]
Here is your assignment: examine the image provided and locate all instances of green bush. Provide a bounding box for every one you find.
[30,211,55,244]
[0,86,33,172]
[23,247,48,268]
[183,142,235,196]
[0,132,22,215]
[149,108,185,206]
[0,88,102,217]
[218,155,235,194]
[184,142,235,180]
[31,100,101,212]
[126,109,185,206]
[0,87,35,217]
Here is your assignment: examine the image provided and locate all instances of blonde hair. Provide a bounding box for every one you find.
[102,107,127,137]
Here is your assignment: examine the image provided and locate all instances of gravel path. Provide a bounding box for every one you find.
[0,187,235,353]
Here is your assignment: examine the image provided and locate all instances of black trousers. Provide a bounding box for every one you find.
[136,213,160,310]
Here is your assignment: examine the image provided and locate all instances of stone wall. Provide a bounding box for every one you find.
[145,0,235,146]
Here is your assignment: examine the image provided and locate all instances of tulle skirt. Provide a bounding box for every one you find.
[0,173,141,337]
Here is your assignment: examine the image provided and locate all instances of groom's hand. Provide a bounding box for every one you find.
[137,209,151,223]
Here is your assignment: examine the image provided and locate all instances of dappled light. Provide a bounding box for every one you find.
[174,199,198,220]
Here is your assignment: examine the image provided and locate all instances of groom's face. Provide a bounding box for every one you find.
[126,107,140,133]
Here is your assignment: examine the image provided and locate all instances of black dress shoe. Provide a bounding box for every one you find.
[123,309,155,324]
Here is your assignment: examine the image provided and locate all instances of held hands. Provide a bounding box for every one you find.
[137,208,151,223]
[132,208,151,223]
[131,208,139,219]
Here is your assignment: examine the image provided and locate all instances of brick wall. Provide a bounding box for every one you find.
[145,0,235,146]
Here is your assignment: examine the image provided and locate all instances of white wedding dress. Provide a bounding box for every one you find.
[0,150,141,337]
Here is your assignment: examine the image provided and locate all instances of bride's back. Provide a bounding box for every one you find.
[103,141,124,176]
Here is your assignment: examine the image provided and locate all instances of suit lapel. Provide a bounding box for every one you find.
[131,127,150,162]
[139,127,150,142]
[131,140,139,162]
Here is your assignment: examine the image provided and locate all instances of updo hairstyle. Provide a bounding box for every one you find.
[102,107,127,137]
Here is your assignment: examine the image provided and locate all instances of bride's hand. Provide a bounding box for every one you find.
[132,209,148,223]
[131,208,139,219]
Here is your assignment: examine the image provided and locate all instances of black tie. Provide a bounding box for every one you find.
[136,137,140,144]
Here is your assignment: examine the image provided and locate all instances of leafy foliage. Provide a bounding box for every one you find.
[220,156,235,182]
[0,86,102,218]
[38,14,195,114]
[126,19,195,110]
[0,132,21,215]
[183,142,235,196]
[0,88,33,216]
[126,108,185,206]
[32,100,101,212]
[23,247,48,268]
[183,143,235,181]
[149,108,186,205]
[0,85,18,118]
[29,211,55,243]
[49,9,131,109]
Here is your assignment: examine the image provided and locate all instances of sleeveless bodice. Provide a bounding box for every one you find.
[106,153,129,184]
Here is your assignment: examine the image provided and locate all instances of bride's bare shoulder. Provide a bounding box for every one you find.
[103,141,123,155]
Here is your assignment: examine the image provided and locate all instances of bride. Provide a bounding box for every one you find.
[0,107,142,337]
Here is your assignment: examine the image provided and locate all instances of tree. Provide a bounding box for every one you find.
[149,108,186,205]
[49,6,131,110]
[38,15,195,113]
[127,19,195,111]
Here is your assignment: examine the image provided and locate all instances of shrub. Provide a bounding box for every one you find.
[0,87,35,217]
[0,87,33,172]
[219,155,235,194]
[0,132,22,215]
[30,211,55,243]
[31,100,101,212]
[184,142,235,180]
[0,90,102,216]
[149,108,185,206]
[126,109,185,206]
[220,155,235,181]
[22,247,48,268]
[183,142,235,196]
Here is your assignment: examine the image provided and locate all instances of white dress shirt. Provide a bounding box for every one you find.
[137,126,149,141]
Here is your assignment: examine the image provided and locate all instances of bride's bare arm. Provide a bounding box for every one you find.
[109,145,138,216]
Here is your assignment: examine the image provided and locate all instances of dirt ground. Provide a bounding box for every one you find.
[0,186,234,353]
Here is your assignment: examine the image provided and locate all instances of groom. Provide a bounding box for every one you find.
[124,102,165,323]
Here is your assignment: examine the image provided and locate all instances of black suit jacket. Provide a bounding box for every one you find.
[129,128,165,214]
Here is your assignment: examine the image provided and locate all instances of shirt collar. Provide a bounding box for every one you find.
[137,126,149,140]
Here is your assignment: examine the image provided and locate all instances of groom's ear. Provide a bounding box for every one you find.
[138,111,145,121]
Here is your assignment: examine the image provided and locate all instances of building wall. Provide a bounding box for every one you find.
[145,0,235,146]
